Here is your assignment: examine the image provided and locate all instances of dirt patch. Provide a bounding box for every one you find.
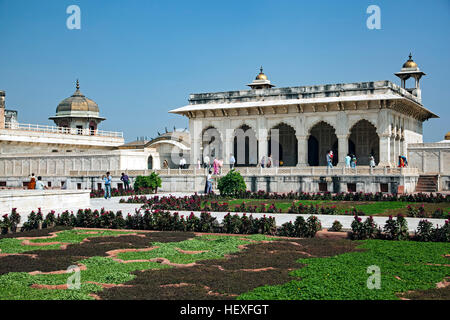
[98,238,360,300]
[0,230,195,275]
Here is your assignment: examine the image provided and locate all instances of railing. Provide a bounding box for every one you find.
[67,166,419,177]
[4,122,123,138]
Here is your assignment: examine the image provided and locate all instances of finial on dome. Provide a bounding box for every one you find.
[409,52,412,60]
[76,79,80,90]
[260,66,263,73]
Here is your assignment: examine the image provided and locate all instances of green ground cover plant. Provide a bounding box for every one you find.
[116,234,274,264]
[238,239,450,300]
[0,232,274,300]
[0,229,138,254]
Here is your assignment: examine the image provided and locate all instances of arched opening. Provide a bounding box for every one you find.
[202,126,223,160]
[268,123,297,166]
[147,156,153,170]
[308,121,338,166]
[233,124,258,166]
[348,120,379,165]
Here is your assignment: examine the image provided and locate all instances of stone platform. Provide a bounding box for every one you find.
[0,189,91,216]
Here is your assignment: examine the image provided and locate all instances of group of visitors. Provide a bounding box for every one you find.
[259,155,273,168]
[101,172,130,199]
[27,173,46,190]
[344,154,358,168]
[201,155,224,175]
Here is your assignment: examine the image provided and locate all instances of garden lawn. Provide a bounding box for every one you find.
[238,240,450,300]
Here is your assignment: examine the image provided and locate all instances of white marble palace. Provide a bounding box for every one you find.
[0,55,449,193]
[170,56,435,169]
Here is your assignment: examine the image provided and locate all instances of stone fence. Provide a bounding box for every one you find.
[68,166,419,177]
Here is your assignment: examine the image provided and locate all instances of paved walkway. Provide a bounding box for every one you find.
[59,193,447,232]
[11,192,448,231]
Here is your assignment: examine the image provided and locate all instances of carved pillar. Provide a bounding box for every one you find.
[258,129,268,164]
[224,128,234,165]
[296,135,308,167]
[337,135,348,167]
[378,134,391,167]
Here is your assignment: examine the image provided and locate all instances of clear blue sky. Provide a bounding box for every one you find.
[0,0,449,142]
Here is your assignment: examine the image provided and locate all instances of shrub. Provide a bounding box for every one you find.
[383,214,409,240]
[133,172,162,192]
[432,220,450,242]
[217,169,246,197]
[279,221,295,237]
[415,220,434,242]
[329,220,343,232]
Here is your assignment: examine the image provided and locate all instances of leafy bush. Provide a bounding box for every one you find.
[383,214,409,241]
[217,169,246,197]
[432,220,450,242]
[133,172,162,192]
[288,215,322,238]
[415,220,434,242]
[329,220,343,232]
[351,216,379,240]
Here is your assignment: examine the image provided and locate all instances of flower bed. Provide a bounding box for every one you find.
[118,194,450,218]
[90,187,155,198]
[2,208,448,242]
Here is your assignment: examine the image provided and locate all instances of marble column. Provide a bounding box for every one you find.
[337,135,348,167]
[378,135,391,167]
[191,138,201,167]
[257,129,268,164]
[296,135,308,167]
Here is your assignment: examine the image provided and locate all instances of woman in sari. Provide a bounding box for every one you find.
[213,158,219,175]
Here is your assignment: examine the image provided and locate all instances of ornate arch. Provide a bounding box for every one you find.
[348,117,378,133]
[306,119,337,136]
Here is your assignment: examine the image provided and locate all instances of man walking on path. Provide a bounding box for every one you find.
[205,170,213,194]
[103,172,112,199]
[229,153,235,169]
[326,151,333,168]
[120,173,130,191]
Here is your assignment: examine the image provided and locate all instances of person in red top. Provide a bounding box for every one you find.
[28,173,36,189]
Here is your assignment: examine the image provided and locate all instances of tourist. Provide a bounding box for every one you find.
[345,154,351,168]
[204,155,210,169]
[179,156,186,169]
[28,173,36,190]
[35,176,46,190]
[369,155,376,168]
[260,156,266,168]
[120,173,130,191]
[205,170,213,194]
[229,153,235,169]
[163,159,169,169]
[103,172,112,199]
[326,151,333,168]
[213,158,219,175]
[197,158,201,169]
[267,155,272,168]
[351,154,357,168]
[218,159,223,175]
[402,156,408,167]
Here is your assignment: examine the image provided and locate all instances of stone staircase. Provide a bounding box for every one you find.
[415,175,438,193]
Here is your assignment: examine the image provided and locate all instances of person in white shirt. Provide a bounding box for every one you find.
[229,154,236,169]
[204,155,210,169]
[35,176,46,190]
